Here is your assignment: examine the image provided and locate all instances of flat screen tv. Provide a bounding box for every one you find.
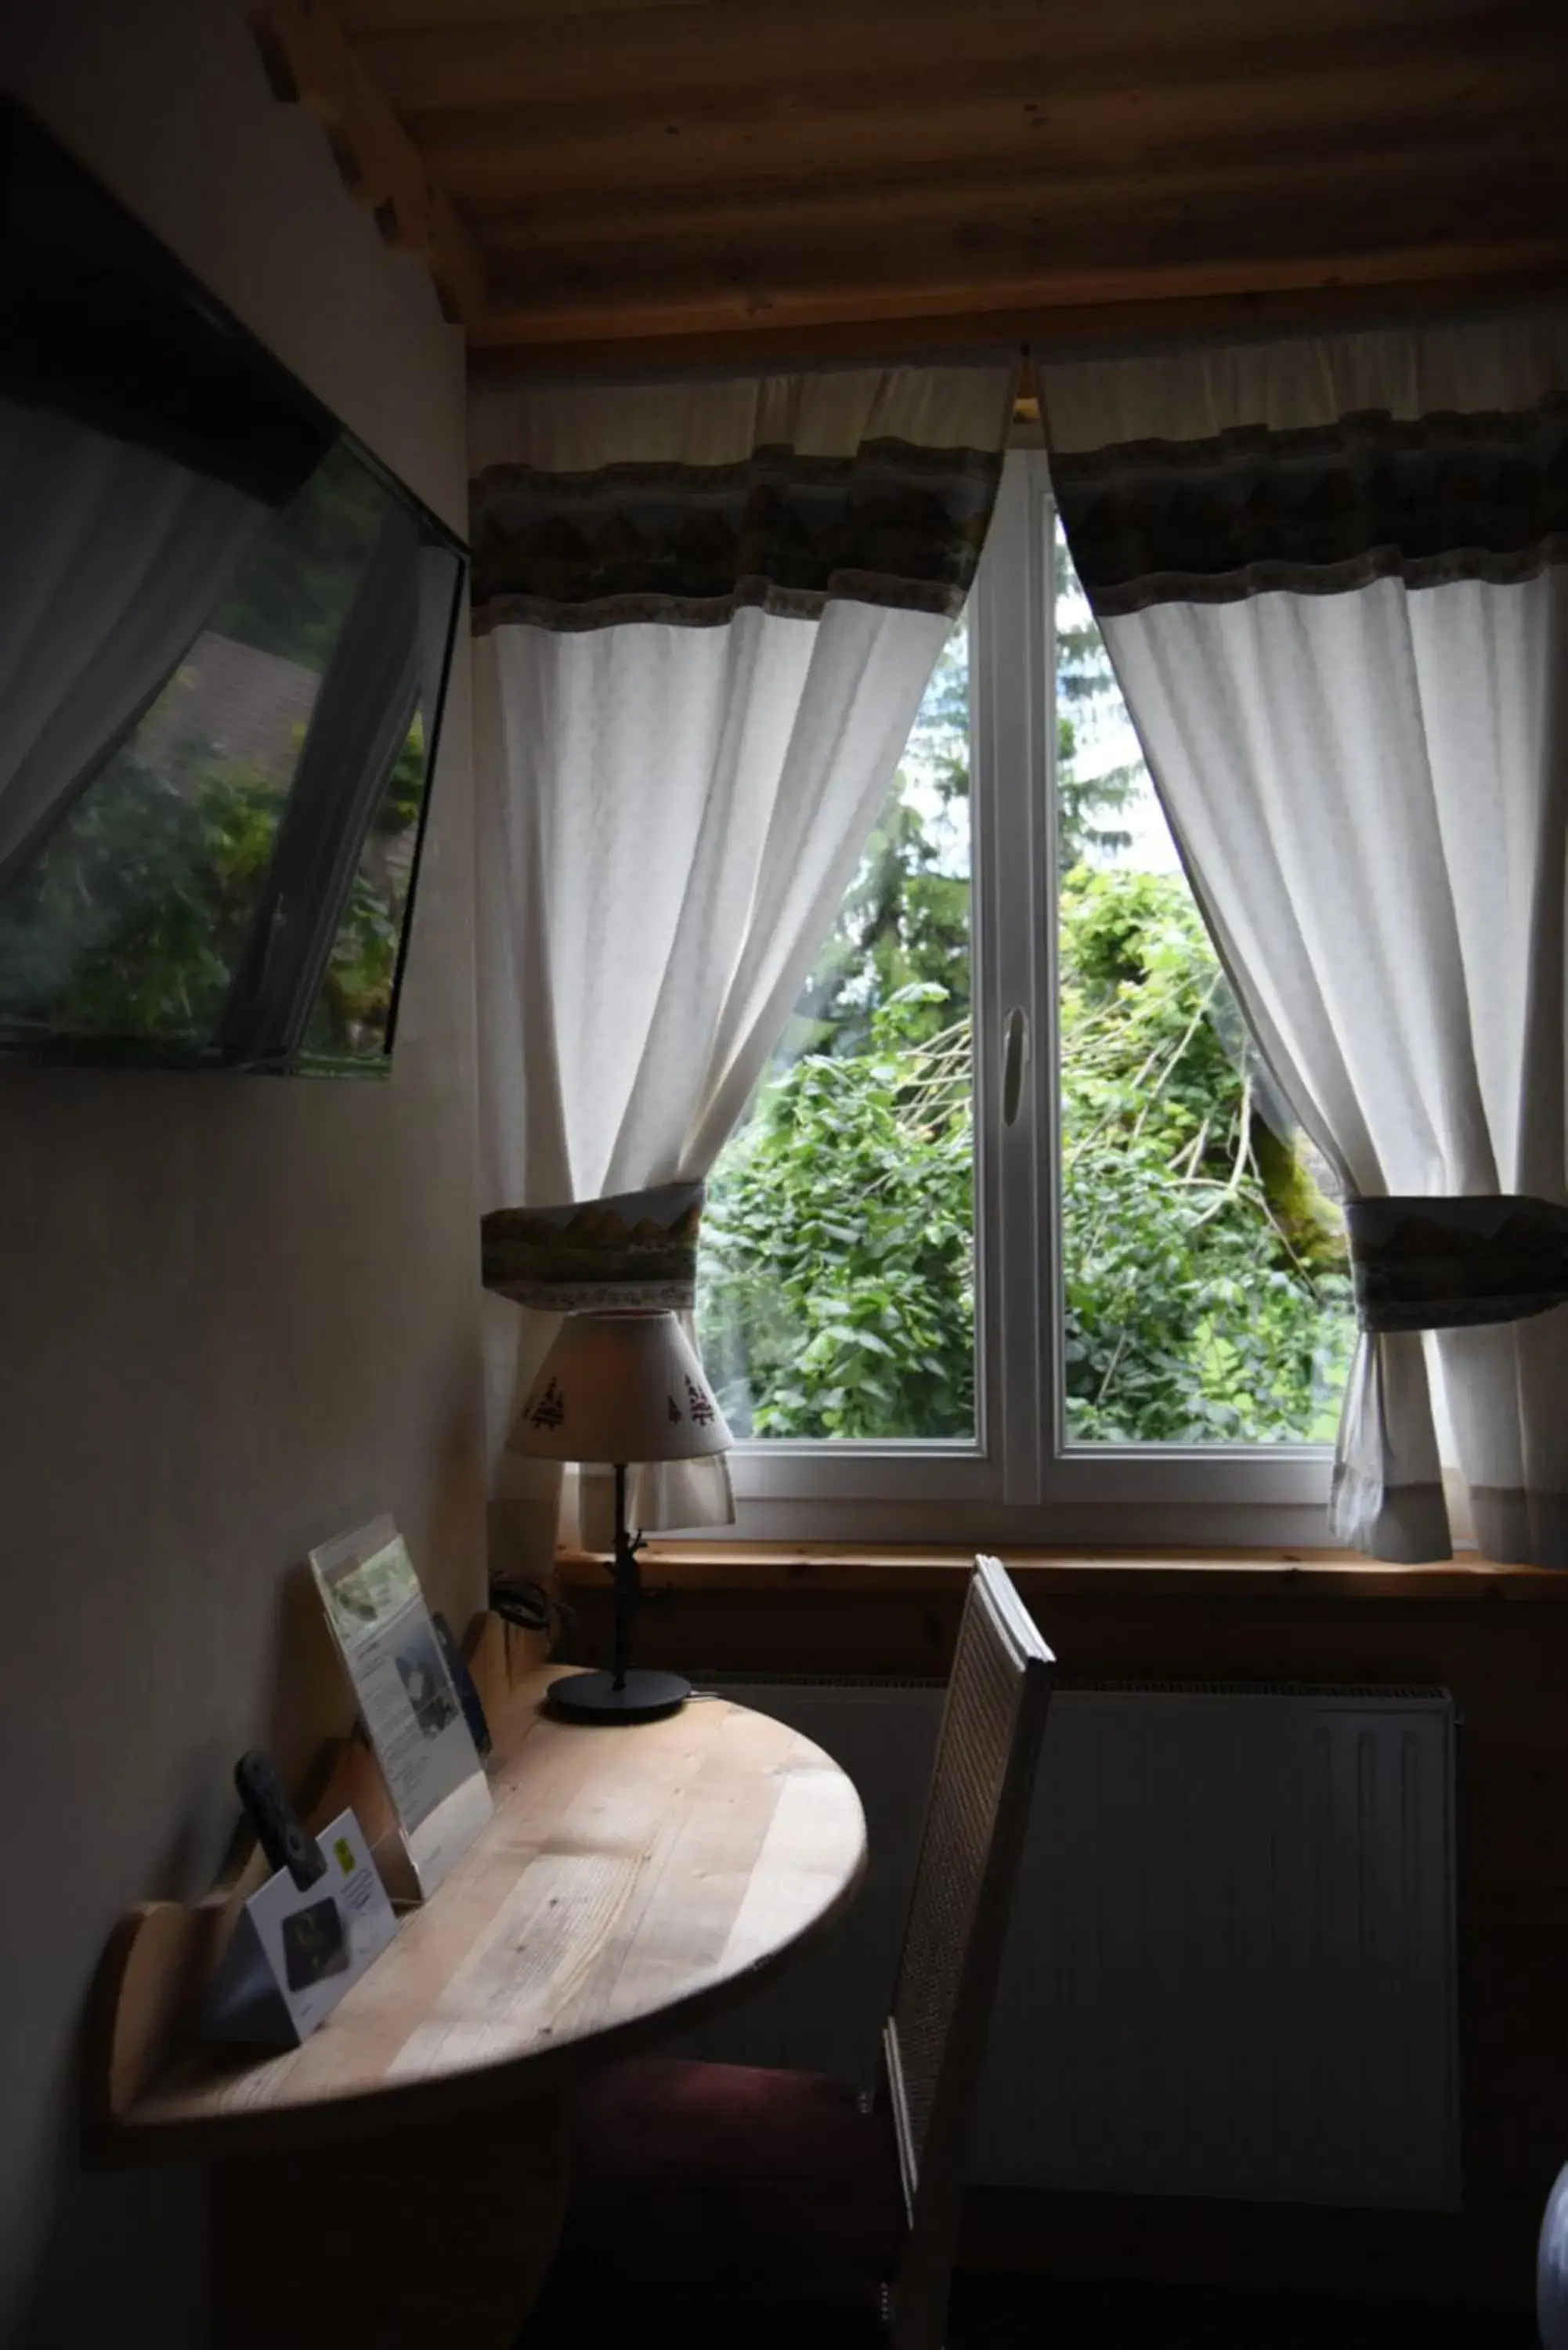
[0,100,467,1076]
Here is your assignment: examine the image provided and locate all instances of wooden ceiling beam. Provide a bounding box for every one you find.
[471,236,1568,352]
[417,37,1565,211]
[334,0,736,27]
[468,269,1568,379]
[472,132,1562,262]
[353,0,1530,116]
[334,0,1529,46]
[245,0,486,324]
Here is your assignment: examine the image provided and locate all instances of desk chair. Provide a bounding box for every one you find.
[523,1553,1055,2350]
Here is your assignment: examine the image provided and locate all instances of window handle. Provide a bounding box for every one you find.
[1002,1005,1030,1128]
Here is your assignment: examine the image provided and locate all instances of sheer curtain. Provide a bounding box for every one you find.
[1039,309,1568,1561]
[0,397,271,879]
[471,360,1017,1530]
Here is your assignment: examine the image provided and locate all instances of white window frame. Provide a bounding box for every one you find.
[717,450,1335,1549]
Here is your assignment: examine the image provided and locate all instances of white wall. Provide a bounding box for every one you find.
[0,5,484,2341]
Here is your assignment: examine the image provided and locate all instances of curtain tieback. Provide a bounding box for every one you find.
[1346,1194,1568,1332]
[481,1180,704,1311]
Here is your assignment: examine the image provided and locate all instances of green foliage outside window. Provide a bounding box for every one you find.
[702,981,975,1439]
[699,609,1354,1445]
[1056,867,1351,1442]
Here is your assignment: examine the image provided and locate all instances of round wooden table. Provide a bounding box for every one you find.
[95,1650,868,2347]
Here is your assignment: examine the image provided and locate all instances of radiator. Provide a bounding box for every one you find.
[667,1676,1460,2211]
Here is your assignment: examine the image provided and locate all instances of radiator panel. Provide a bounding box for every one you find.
[667,1678,1460,2211]
[977,1687,1459,2208]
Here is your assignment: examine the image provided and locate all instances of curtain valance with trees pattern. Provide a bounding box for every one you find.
[468,366,1015,633]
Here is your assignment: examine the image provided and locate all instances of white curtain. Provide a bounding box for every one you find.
[0,397,270,879]
[471,360,1017,1528]
[1039,309,1568,1562]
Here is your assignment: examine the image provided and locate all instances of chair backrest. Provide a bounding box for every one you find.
[882,1555,1054,2350]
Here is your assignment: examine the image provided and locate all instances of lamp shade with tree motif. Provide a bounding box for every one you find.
[507,1311,732,1469]
[507,1311,730,1723]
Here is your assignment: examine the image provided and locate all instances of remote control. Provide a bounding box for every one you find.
[233,1749,327,1891]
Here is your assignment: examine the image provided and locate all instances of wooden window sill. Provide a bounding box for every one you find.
[555,1542,1568,1605]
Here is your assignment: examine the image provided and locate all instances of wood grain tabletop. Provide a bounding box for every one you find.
[109,1666,867,2158]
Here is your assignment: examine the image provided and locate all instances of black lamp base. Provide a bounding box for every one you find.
[547,1667,692,1724]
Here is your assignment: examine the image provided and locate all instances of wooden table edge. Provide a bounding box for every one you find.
[89,1654,869,2166]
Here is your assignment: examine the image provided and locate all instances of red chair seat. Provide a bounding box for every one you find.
[526,2054,901,2341]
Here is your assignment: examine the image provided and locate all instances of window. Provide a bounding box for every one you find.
[699,453,1348,1545]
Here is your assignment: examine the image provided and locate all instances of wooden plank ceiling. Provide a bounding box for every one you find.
[261,0,1568,365]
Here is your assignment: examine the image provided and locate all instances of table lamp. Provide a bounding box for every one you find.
[508,1309,732,1723]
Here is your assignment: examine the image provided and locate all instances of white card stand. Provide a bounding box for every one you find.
[203,1809,398,2050]
[402,1768,494,1901]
